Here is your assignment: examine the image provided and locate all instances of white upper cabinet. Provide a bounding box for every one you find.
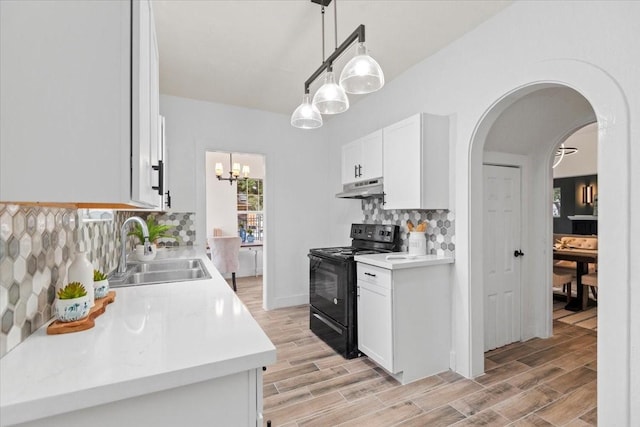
[0,0,162,208]
[341,130,383,185]
[382,113,449,210]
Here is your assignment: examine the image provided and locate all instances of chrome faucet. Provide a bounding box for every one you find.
[117,216,151,274]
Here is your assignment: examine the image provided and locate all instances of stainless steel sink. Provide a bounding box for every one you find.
[132,259,203,273]
[109,258,211,288]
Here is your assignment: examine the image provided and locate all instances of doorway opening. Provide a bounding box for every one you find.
[551,123,598,331]
[205,151,265,293]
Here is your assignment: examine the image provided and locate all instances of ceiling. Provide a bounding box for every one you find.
[153,0,512,115]
[484,86,596,155]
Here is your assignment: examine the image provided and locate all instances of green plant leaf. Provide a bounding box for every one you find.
[57,282,88,299]
[93,269,107,281]
[128,216,176,244]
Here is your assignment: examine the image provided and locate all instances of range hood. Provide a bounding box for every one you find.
[336,178,384,199]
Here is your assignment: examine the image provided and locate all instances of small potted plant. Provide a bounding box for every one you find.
[93,269,109,299]
[128,216,175,261]
[55,282,91,322]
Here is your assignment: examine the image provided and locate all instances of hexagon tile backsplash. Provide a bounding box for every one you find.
[0,205,196,357]
[362,197,455,256]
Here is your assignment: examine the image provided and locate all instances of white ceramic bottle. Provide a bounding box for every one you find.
[68,247,95,306]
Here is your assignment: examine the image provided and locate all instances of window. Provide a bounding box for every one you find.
[553,187,561,218]
[237,178,264,242]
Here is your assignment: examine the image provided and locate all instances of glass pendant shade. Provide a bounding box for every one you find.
[312,71,349,114]
[339,42,385,94]
[291,94,323,129]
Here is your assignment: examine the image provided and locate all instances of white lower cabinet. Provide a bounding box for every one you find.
[357,262,451,384]
[12,368,264,427]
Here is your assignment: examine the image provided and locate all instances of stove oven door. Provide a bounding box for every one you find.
[308,254,352,325]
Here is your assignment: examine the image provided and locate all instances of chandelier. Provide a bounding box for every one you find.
[552,143,578,169]
[291,0,385,129]
[215,153,250,185]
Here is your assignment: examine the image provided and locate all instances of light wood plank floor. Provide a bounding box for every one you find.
[233,276,597,426]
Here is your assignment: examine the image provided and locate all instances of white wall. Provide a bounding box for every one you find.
[320,1,639,424]
[205,151,236,238]
[161,96,331,309]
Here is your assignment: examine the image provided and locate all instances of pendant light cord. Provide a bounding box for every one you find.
[334,0,338,50]
[321,6,325,62]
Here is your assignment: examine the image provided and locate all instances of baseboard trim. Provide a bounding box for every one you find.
[268,294,308,310]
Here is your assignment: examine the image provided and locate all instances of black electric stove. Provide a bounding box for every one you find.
[308,224,400,358]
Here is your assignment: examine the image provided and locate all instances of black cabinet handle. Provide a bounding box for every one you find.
[364,272,376,277]
[152,160,164,196]
[164,190,171,208]
[358,164,362,177]
[354,164,358,178]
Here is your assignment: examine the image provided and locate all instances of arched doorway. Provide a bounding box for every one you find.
[467,61,631,424]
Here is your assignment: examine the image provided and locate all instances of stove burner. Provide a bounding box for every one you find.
[310,246,389,260]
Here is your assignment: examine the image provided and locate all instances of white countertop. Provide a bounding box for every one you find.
[0,247,276,426]
[354,252,455,270]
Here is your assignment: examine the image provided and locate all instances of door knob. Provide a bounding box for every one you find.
[514,250,524,258]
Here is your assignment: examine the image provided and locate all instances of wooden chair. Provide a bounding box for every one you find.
[553,269,574,302]
[581,270,598,310]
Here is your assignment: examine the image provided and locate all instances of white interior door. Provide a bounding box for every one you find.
[483,165,522,351]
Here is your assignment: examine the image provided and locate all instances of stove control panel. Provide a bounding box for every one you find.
[350,223,399,244]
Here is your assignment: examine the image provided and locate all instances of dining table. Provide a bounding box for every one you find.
[553,247,598,311]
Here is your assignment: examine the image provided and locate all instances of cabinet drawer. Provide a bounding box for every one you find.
[357,263,391,288]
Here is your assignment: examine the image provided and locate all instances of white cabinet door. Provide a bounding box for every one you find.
[341,140,362,184]
[147,1,163,209]
[359,130,383,181]
[0,0,160,208]
[131,0,160,207]
[383,115,422,209]
[357,263,394,373]
[382,113,449,210]
[341,130,383,185]
[358,282,393,372]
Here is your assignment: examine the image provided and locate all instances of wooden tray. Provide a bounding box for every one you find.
[47,291,116,335]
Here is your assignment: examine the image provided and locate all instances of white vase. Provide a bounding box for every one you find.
[68,249,95,306]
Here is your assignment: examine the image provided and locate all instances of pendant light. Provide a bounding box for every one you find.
[291,93,323,128]
[312,2,348,114]
[313,69,349,114]
[340,42,385,94]
[291,0,384,129]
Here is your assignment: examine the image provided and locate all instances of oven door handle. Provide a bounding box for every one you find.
[312,313,342,335]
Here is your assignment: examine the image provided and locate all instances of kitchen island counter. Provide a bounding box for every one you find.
[0,247,275,426]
